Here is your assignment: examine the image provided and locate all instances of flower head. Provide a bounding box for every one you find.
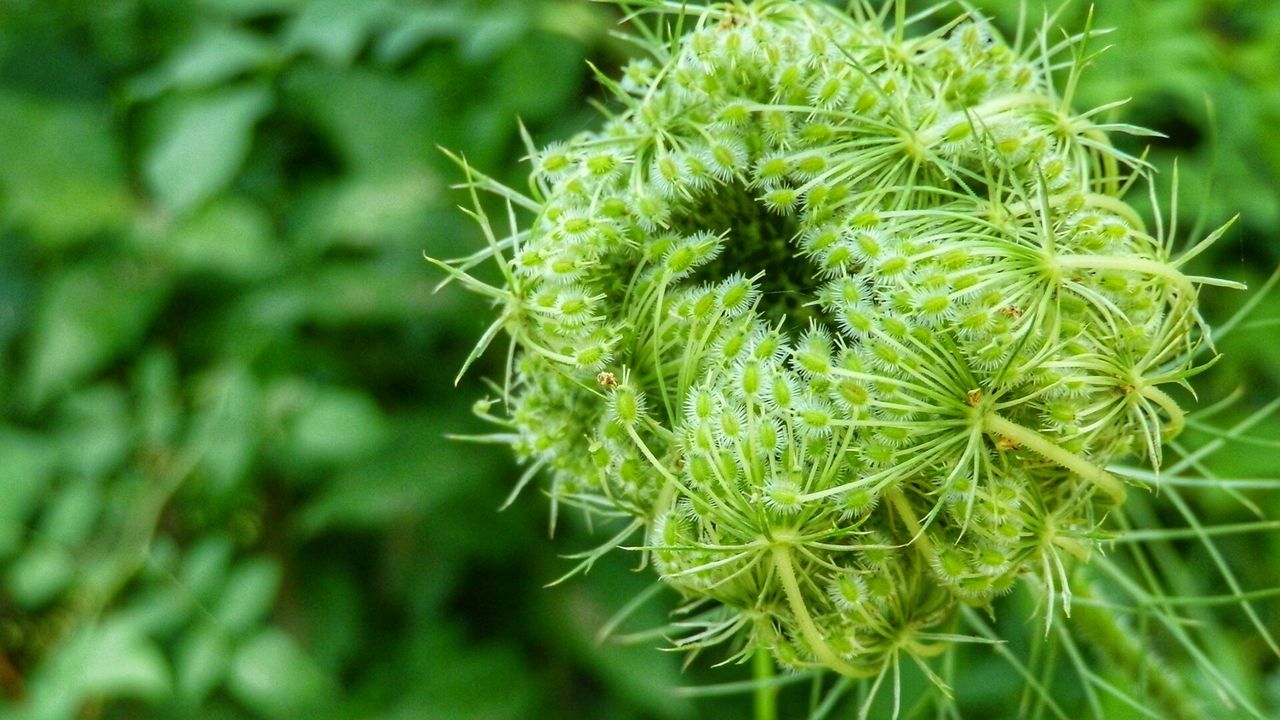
[437,0,1235,681]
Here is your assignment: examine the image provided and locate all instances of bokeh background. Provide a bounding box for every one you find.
[0,1,1277,718]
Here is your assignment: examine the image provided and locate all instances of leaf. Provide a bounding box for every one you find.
[287,173,439,251]
[213,557,282,635]
[284,385,390,467]
[0,234,39,359]
[457,7,530,63]
[39,478,102,547]
[128,27,278,100]
[5,540,75,609]
[25,261,170,407]
[134,349,182,450]
[53,385,134,479]
[294,569,361,671]
[175,622,232,705]
[187,364,262,495]
[0,89,132,241]
[296,410,491,536]
[374,6,470,64]
[75,619,172,701]
[282,64,435,175]
[228,629,335,719]
[491,31,585,121]
[114,585,196,639]
[541,566,692,720]
[197,0,304,16]
[164,195,280,279]
[143,84,273,215]
[243,260,437,329]
[179,535,237,603]
[0,427,57,559]
[414,624,535,720]
[282,0,394,66]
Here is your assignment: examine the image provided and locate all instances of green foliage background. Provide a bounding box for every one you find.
[0,1,1276,718]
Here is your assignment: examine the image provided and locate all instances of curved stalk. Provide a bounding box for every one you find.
[984,413,1126,504]
[1140,384,1186,441]
[887,488,935,555]
[771,545,874,679]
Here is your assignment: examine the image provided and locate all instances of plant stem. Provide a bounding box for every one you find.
[1071,581,1204,720]
[753,646,778,720]
[887,488,935,555]
[771,545,873,679]
[1140,384,1185,440]
[984,413,1126,504]
[1000,192,1145,231]
[1055,254,1190,291]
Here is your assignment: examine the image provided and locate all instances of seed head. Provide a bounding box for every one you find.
[440,0,1236,682]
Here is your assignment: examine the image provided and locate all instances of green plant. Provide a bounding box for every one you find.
[439,1,1280,717]
[1,2,668,719]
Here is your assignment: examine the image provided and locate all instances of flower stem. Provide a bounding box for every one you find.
[1055,254,1190,291]
[1140,384,1185,440]
[753,646,777,720]
[984,413,1126,504]
[887,488,935,555]
[771,545,873,679]
[1071,581,1204,720]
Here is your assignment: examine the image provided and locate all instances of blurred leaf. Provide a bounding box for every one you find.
[54,385,135,480]
[297,412,486,536]
[197,0,304,17]
[129,27,279,100]
[213,557,281,635]
[0,26,109,101]
[114,584,196,639]
[5,540,75,608]
[0,235,38,360]
[281,385,389,467]
[188,364,262,495]
[154,195,281,279]
[541,565,693,720]
[0,427,57,559]
[416,626,535,720]
[134,349,182,450]
[39,478,101,547]
[456,6,530,63]
[179,535,237,603]
[283,64,434,175]
[491,31,584,121]
[288,173,438,251]
[227,629,334,719]
[74,619,172,701]
[295,566,361,671]
[175,622,232,706]
[143,84,273,215]
[339,617,537,720]
[0,89,131,241]
[239,261,436,330]
[282,0,394,66]
[26,261,170,407]
[374,6,470,64]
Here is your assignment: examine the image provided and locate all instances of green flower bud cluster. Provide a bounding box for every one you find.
[439,0,1233,679]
